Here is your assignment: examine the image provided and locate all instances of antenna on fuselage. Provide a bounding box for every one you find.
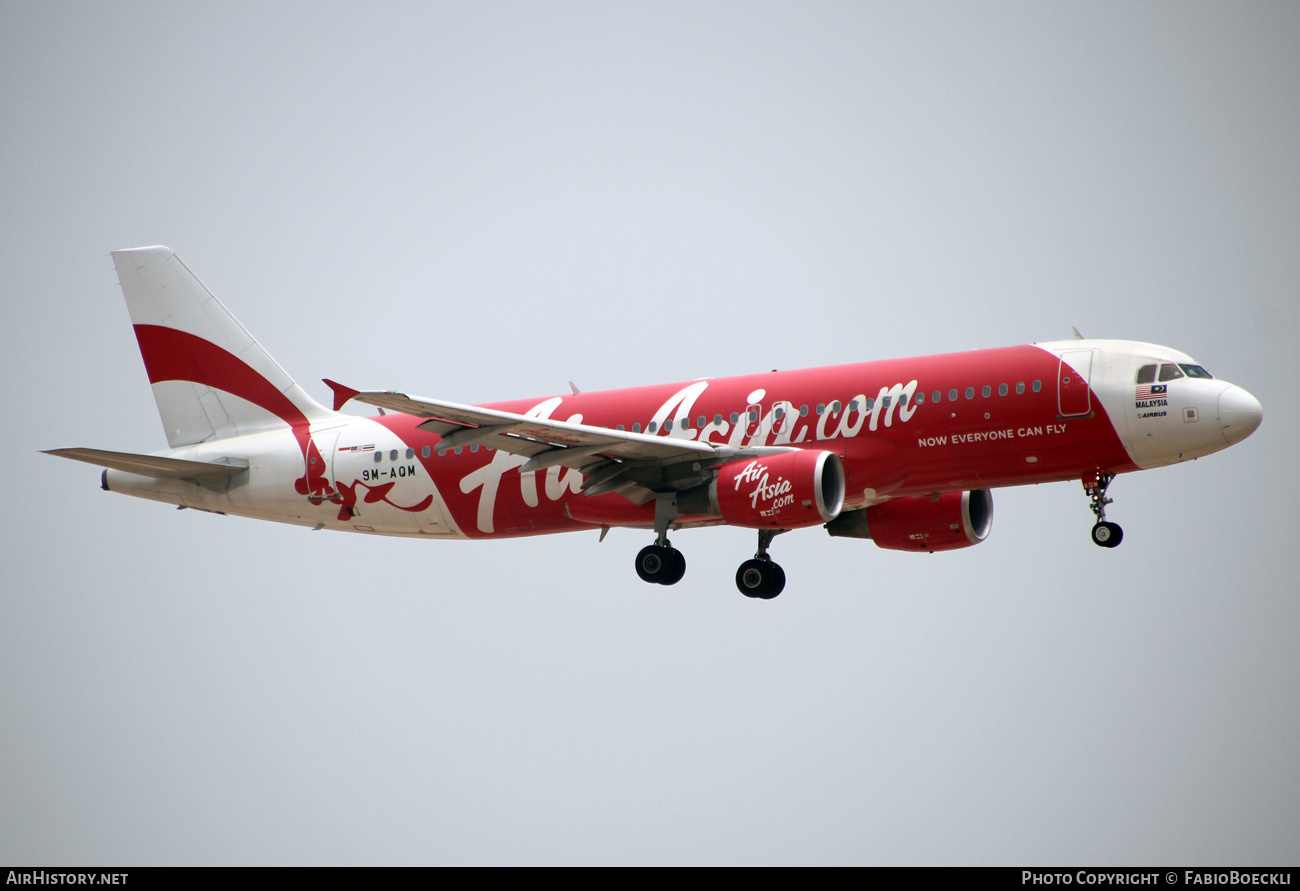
[1071,327,1085,340]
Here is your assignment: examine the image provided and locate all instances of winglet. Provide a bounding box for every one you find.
[322,379,361,412]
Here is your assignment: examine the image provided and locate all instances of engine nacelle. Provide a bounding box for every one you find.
[678,450,845,529]
[826,489,993,552]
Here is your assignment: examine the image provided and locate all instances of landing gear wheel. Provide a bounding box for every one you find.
[635,544,686,585]
[767,563,786,598]
[1091,522,1123,548]
[736,559,785,599]
[659,547,686,585]
[635,544,666,583]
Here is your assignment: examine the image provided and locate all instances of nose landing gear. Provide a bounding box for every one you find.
[1083,473,1123,548]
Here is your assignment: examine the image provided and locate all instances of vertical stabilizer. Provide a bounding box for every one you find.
[112,246,334,447]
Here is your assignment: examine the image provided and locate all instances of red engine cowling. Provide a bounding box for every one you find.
[826,489,993,552]
[680,450,845,529]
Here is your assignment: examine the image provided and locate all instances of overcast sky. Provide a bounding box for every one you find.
[2,1,1297,865]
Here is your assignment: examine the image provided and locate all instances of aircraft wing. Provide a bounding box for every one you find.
[324,380,789,500]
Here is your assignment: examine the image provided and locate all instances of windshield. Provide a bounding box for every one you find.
[1137,362,1214,384]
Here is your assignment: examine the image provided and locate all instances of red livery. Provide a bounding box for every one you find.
[47,248,1263,599]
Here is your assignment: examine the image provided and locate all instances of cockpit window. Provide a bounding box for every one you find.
[1136,364,1157,384]
[1158,363,1185,382]
[1179,364,1214,380]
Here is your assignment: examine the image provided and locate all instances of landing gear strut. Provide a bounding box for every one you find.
[635,497,687,585]
[735,529,786,599]
[1083,473,1123,548]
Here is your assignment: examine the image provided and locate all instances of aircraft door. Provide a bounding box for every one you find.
[1057,350,1094,418]
[771,402,786,436]
[417,500,454,536]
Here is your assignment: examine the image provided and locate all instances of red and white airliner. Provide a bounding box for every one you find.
[48,247,1263,598]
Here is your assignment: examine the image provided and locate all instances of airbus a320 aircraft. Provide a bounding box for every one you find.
[48,247,1263,599]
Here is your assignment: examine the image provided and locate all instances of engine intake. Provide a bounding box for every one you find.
[826,489,993,552]
[678,450,845,529]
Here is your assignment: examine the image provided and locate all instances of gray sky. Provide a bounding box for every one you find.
[2,1,1297,865]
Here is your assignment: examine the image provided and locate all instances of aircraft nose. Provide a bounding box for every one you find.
[1219,385,1263,445]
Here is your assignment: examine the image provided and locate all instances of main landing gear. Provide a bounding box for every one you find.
[631,527,788,599]
[736,529,786,599]
[635,541,686,585]
[635,497,688,585]
[1083,472,1123,548]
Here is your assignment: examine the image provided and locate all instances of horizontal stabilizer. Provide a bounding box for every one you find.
[44,448,248,480]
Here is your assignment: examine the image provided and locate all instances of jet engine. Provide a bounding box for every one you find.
[826,489,993,552]
[677,450,845,529]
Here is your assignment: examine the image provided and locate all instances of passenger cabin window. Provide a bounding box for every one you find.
[948,389,958,402]
[932,390,941,403]
[1180,364,1214,379]
[1032,380,1042,393]
[1136,364,1157,384]
[1016,382,1025,394]
[1158,363,1185,382]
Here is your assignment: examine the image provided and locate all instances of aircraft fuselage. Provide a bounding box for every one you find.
[52,247,1262,599]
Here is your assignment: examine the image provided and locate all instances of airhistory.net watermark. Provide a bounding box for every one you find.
[6,873,127,885]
